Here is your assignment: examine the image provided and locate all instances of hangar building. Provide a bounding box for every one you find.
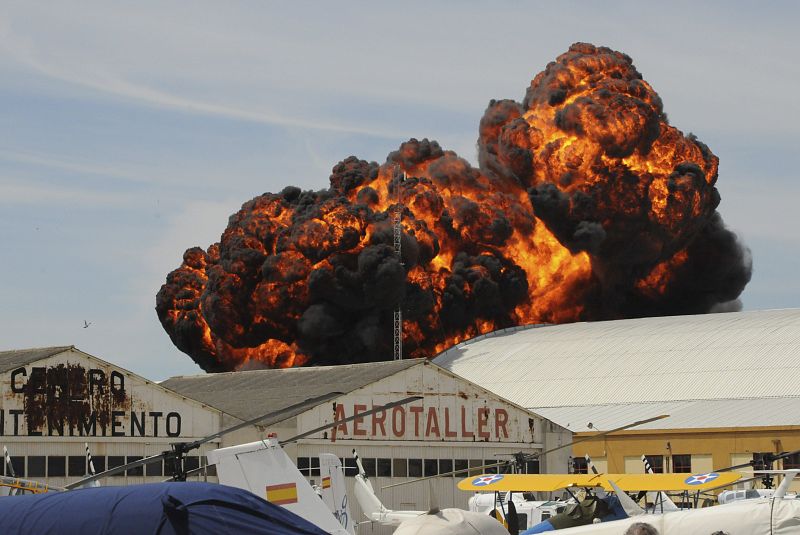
[162,358,571,532]
[434,308,800,490]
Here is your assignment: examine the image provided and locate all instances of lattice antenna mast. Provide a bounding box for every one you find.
[392,171,405,360]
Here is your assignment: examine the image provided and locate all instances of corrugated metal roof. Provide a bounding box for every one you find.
[161,358,424,423]
[533,397,800,432]
[0,346,73,373]
[434,309,800,408]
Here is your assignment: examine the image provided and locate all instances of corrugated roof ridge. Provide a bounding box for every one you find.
[0,345,74,356]
[530,395,800,410]
[164,357,424,383]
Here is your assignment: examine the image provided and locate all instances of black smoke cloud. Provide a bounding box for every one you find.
[157,43,752,371]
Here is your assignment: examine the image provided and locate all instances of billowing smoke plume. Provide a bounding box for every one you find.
[157,43,751,372]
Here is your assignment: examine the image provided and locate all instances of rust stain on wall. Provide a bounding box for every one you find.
[20,363,130,436]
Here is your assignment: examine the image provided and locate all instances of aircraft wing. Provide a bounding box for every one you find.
[457,472,742,492]
[603,472,742,491]
[458,473,598,492]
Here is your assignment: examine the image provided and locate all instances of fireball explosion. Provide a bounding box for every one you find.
[156,43,751,371]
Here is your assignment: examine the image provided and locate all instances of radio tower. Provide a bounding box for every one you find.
[392,171,405,360]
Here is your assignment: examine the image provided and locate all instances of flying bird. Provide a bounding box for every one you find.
[83,320,92,329]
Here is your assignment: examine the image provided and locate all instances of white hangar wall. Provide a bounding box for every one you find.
[281,361,572,534]
[0,346,223,488]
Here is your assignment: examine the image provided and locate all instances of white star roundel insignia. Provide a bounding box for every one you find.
[684,472,720,485]
[472,474,505,486]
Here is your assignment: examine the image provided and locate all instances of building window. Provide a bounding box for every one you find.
[468,459,483,476]
[424,459,438,477]
[48,456,66,477]
[200,458,217,477]
[644,455,664,473]
[296,457,321,477]
[525,459,540,474]
[439,459,453,477]
[297,457,309,474]
[10,456,25,477]
[185,456,200,473]
[126,456,143,477]
[672,454,691,473]
[164,458,176,477]
[108,456,125,476]
[91,455,106,474]
[146,459,163,477]
[68,456,86,477]
[454,459,468,477]
[408,459,422,478]
[310,457,321,476]
[377,458,392,477]
[484,460,498,474]
[752,452,773,470]
[393,458,407,478]
[572,457,588,474]
[361,458,377,478]
[343,457,357,478]
[28,456,46,478]
[783,453,800,470]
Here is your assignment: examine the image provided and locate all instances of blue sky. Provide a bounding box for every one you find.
[1,1,798,379]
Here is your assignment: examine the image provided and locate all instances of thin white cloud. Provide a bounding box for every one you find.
[0,177,134,205]
[0,148,150,184]
[0,5,415,139]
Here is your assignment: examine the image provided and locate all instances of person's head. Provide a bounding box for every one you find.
[623,522,659,535]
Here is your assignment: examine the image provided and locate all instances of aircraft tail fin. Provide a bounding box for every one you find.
[319,453,354,534]
[352,449,386,521]
[426,480,439,514]
[775,470,800,498]
[354,473,388,519]
[608,479,646,517]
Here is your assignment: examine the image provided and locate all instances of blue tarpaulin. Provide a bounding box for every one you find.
[0,482,330,535]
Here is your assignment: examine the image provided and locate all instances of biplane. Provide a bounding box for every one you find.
[458,470,800,535]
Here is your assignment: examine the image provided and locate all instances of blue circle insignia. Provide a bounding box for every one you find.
[472,474,505,486]
[684,472,720,485]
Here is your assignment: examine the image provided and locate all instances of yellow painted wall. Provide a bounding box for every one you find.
[691,454,713,473]
[572,426,800,492]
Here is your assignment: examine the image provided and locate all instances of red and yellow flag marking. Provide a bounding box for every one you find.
[322,476,331,489]
[266,482,298,505]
